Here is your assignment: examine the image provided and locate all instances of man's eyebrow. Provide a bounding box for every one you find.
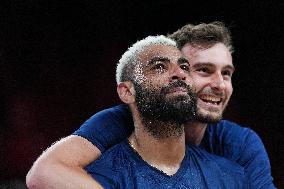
[223,65,235,72]
[147,56,170,66]
[192,62,235,71]
[177,57,189,64]
[192,62,214,68]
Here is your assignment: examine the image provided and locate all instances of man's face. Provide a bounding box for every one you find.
[133,45,196,125]
[181,43,234,123]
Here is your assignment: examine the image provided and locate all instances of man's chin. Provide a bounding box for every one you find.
[195,110,222,124]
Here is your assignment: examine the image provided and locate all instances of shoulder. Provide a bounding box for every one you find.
[85,140,136,188]
[72,104,133,152]
[73,104,131,134]
[208,120,260,146]
[205,120,267,164]
[210,120,251,134]
[86,140,132,171]
[187,144,244,172]
[186,145,247,187]
[83,104,131,126]
[207,121,275,188]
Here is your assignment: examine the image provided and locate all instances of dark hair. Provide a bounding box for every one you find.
[169,21,233,53]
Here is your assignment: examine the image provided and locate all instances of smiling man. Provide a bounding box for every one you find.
[174,34,235,145]
[26,22,275,189]
[184,43,234,123]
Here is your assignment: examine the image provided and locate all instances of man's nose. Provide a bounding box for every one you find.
[210,72,225,90]
[169,65,187,81]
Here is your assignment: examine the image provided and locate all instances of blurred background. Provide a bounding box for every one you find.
[0,0,283,188]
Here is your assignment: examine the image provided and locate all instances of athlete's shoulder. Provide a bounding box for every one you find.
[86,104,130,123]
[210,120,258,140]
[90,140,132,170]
[205,120,263,161]
[214,119,248,130]
[188,144,244,170]
[186,145,247,188]
[85,140,137,188]
[72,104,133,152]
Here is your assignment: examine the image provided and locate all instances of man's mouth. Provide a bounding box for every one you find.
[199,94,222,105]
[168,87,188,95]
[168,87,188,94]
[162,80,191,95]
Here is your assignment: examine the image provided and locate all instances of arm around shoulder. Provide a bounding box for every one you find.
[26,135,104,189]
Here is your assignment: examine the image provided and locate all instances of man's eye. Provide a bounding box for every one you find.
[196,67,209,73]
[222,70,233,79]
[153,63,166,70]
[222,70,232,76]
[180,64,190,71]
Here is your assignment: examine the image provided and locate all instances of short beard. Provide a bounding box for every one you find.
[134,80,196,139]
[194,105,226,124]
[195,112,222,124]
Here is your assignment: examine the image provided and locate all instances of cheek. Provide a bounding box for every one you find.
[225,83,233,98]
[142,77,165,90]
[191,77,207,93]
[148,73,171,84]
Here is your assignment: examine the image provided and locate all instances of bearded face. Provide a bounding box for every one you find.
[124,44,196,138]
[133,79,196,138]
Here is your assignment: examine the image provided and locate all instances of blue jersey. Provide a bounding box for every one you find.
[85,140,246,189]
[73,104,276,189]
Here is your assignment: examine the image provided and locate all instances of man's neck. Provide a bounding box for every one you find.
[184,121,208,146]
[129,116,185,176]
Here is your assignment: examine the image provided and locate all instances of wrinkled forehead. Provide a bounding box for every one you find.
[138,44,182,64]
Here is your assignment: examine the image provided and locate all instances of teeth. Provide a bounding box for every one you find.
[200,95,221,103]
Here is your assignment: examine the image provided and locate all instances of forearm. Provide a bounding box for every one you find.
[26,158,104,189]
[26,135,104,189]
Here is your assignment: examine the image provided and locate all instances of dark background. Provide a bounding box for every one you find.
[0,0,283,188]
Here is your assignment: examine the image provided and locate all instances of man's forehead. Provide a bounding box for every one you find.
[139,45,182,61]
[181,42,233,67]
[181,43,231,56]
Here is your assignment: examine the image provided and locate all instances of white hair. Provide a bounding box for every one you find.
[116,35,177,84]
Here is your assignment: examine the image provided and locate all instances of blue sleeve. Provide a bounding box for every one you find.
[239,129,276,189]
[72,104,133,152]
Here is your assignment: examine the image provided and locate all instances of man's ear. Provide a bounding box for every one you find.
[117,81,136,104]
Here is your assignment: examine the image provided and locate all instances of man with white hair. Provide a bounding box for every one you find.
[83,35,245,188]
